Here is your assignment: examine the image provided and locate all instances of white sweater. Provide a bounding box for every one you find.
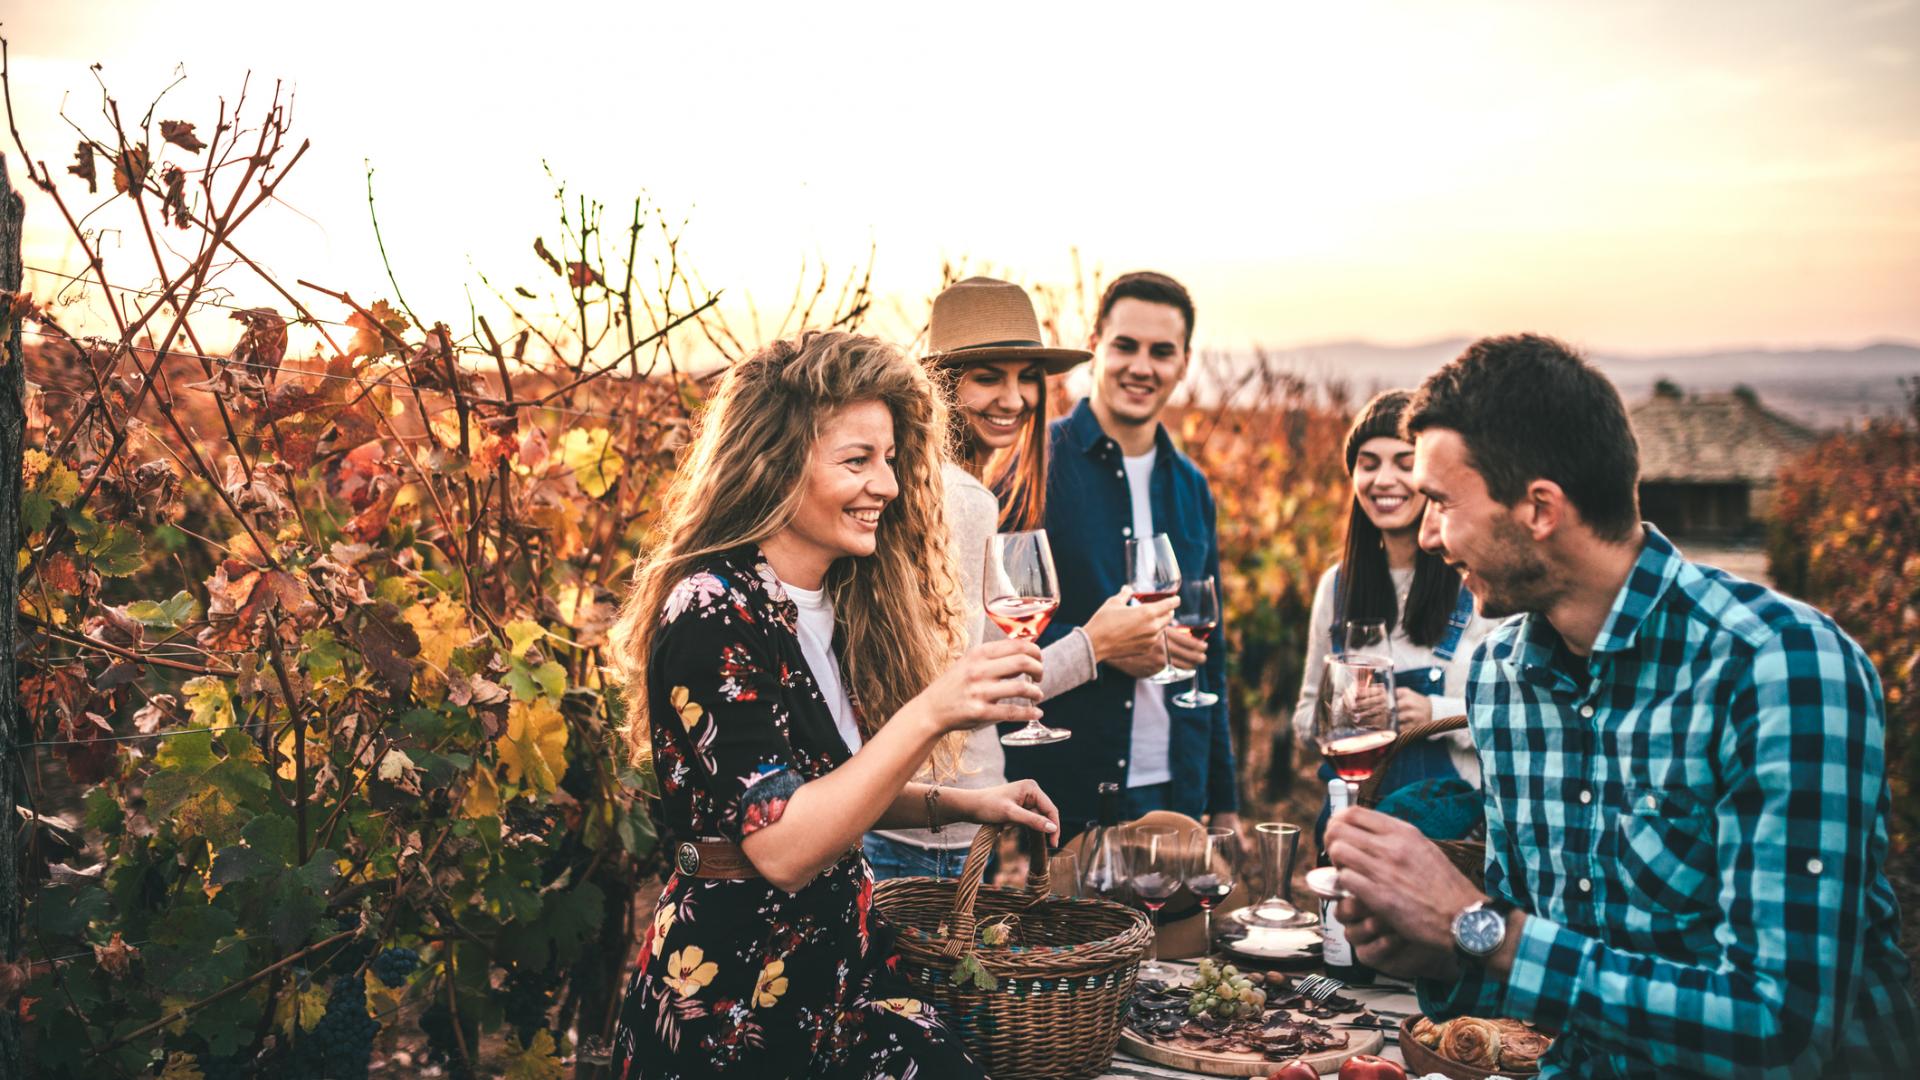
[1289,564,1497,787]
[870,462,1099,849]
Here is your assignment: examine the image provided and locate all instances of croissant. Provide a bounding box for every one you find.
[1410,1016,1443,1048]
[1437,1015,1502,1068]
[1499,1030,1553,1071]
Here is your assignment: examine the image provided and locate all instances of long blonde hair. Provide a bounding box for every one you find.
[610,331,966,771]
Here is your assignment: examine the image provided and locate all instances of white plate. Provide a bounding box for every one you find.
[1221,925,1322,960]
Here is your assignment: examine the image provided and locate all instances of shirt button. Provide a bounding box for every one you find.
[1807,858,1823,875]
[1124,700,1133,709]
[1115,469,1124,479]
[1122,526,1132,536]
[1644,795,1659,810]
[1117,758,1128,769]
[1579,704,1596,719]
[1579,789,1593,805]
[1578,877,1592,893]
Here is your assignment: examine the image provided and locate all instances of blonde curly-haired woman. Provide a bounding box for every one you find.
[607,331,1058,1078]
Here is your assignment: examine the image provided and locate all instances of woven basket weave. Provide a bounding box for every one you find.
[1354,713,1486,886]
[872,823,1153,1079]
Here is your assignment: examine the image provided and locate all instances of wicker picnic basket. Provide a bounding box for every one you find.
[872,823,1153,1079]
[1354,713,1487,887]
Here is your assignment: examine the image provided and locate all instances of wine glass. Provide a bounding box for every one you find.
[1182,827,1240,950]
[1125,825,1182,981]
[1171,576,1220,708]
[1339,619,1392,662]
[1046,847,1082,899]
[985,530,1071,746]
[1242,822,1315,928]
[1317,654,1398,782]
[1124,534,1184,685]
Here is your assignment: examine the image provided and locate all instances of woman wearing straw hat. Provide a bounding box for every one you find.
[607,331,1062,1078]
[863,278,1178,882]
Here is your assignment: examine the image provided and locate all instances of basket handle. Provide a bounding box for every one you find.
[1354,714,1467,806]
[940,822,1050,959]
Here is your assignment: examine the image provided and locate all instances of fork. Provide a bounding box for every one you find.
[1294,974,1347,1002]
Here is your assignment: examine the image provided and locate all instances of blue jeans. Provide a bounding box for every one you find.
[862,834,974,881]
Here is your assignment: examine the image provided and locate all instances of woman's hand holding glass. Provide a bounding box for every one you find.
[913,639,1043,734]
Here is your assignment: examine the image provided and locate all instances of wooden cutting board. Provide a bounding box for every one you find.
[1118,1023,1384,1076]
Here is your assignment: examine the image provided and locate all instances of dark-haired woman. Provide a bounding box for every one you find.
[1291,390,1497,842]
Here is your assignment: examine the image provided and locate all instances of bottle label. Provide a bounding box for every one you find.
[1321,898,1353,967]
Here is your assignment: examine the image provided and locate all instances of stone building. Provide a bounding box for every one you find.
[1630,384,1820,539]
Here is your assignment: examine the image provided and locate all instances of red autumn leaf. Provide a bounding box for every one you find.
[159,120,206,153]
[160,164,190,228]
[533,236,563,276]
[568,262,602,289]
[346,299,407,359]
[112,143,150,196]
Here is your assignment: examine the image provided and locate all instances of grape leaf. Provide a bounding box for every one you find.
[159,120,206,153]
[497,697,568,797]
[557,427,623,498]
[502,1029,566,1080]
[125,590,199,630]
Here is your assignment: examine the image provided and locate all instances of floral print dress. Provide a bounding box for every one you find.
[612,548,985,1080]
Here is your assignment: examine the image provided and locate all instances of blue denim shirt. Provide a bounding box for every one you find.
[1002,398,1237,832]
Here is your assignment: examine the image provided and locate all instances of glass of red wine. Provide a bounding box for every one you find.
[1317,654,1398,781]
[1183,826,1240,950]
[1124,534,1184,685]
[985,529,1071,747]
[1171,575,1220,708]
[1125,824,1182,980]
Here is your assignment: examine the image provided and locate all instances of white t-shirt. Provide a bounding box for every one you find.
[1123,448,1173,788]
[780,578,862,754]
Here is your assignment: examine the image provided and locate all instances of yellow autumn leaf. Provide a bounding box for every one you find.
[496,697,568,796]
[275,982,329,1035]
[556,426,624,499]
[462,765,501,820]
[21,448,50,488]
[501,1029,566,1080]
[159,1051,205,1080]
[404,595,472,692]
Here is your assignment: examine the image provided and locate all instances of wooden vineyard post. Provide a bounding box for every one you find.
[0,151,27,1076]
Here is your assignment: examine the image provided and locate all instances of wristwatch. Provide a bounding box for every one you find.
[1451,897,1518,964]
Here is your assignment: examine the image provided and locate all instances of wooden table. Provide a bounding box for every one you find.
[1096,959,1421,1078]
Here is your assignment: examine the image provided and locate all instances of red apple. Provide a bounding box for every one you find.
[1338,1054,1407,1080]
[1265,1060,1319,1080]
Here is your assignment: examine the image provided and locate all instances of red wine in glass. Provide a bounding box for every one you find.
[1320,729,1397,781]
[1184,621,1216,643]
[1184,872,1234,910]
[1130,589,1178,604]
[1172,576,1220,709]
[985,596,1058,640]
[1183,826,1240,948]
[1126,825,1181,980]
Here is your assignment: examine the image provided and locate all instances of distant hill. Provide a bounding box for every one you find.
[1224,339,1920,428]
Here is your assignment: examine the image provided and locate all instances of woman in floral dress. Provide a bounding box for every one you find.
[607,331,1062,1079]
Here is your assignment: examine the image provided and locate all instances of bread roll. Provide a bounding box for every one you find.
[1410,1016,1443,1048]
[1437,1015,1502,1068]
[1499,1029,1553,1071]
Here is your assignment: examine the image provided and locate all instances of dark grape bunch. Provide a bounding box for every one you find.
[372,947,419,988]
[287,974,380,1080]
[501,966,560,1043]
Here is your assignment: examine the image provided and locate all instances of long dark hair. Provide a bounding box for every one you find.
[1336,389,1461,648]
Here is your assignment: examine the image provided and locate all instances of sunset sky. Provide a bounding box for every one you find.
[7,0,1918,357]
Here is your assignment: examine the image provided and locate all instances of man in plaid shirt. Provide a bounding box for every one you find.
[1325,334,1918,1077]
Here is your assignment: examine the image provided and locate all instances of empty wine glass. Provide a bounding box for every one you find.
[1046,847,1082,899]
[1124,534,1184,685]
[1183,826,1239,949]
[1318,655,1398,782]
[1171,576,1220,708]
[1125,825,1182,981]
[985,530,1071,746]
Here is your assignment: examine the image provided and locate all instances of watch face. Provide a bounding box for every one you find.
[1455,907,1506,956]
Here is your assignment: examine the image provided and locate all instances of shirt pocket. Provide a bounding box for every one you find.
[1613,786,1718,923]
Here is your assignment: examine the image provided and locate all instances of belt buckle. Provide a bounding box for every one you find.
[676,841,701,877]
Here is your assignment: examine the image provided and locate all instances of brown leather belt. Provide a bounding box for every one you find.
[675,839,760,880]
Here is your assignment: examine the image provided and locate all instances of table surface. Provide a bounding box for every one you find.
[1096,958,1421,1078]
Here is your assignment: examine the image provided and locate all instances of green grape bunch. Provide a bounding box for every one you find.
[1185,959,1268,1021]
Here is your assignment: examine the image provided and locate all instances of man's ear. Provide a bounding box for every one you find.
[1520,479,1568,541]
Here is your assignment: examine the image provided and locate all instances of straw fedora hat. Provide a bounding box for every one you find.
[925,276,1091,375]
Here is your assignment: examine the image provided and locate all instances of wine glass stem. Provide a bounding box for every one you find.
[1201,908,1211,952]
[1145,903,1160,964]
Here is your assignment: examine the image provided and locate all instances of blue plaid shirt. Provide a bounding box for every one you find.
[1419,526,1918,1077]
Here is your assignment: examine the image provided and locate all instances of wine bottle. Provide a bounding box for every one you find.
[1081,782,1129,902]
[1319,777,1374,985]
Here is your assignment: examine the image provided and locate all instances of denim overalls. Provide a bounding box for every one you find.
[1313,582,1476,846]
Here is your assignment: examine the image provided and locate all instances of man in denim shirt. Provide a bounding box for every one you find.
[1004,271,1239,836]
[1325,334,1917,1076]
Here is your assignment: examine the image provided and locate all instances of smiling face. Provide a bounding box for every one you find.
[1413,427,1556,619]
[1088,298,1189,431]
[953,358,1043,454]
[1351,435,1425,534]
[777,400,899,574]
